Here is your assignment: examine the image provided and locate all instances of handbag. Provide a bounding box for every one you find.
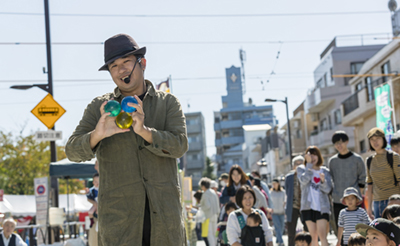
[195,208,206,223]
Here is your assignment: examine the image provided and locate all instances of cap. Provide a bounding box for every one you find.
[219,173,229,180]
[210,181,218,189]
[356,218,400,245]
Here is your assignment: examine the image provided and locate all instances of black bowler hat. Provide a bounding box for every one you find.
[99,34,146,71]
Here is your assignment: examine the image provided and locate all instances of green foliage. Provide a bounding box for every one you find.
[0,131,84,195]
[202,156,216,180]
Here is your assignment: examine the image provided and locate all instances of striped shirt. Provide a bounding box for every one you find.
[338,207,370,245]
[366,152,400,201]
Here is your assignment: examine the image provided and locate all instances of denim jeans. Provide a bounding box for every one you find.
[373,199,388,219]
[272,214,285,244]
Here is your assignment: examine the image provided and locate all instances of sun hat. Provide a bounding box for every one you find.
[99,34,146,71]
[210,181,218,189]
[340,187,363,206]
[367,127,385,139]
[219,173,229,180]
[356,218,400,245]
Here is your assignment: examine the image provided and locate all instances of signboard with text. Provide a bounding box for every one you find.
[34,177,49,245]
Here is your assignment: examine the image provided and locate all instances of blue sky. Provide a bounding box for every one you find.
[0,0,393,157]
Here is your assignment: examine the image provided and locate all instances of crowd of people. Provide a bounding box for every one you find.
[191,128,400,246]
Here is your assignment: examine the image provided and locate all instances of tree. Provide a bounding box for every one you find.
[0,131,85,195]
[202,157,216,180]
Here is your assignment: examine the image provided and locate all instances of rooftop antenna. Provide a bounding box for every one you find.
[239,48,246,95]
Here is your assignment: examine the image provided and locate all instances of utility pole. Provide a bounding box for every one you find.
[44,0,59,209]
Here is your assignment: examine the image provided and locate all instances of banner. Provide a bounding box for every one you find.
[374,83,394,149]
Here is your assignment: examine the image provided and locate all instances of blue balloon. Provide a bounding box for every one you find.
[121,96,138,113]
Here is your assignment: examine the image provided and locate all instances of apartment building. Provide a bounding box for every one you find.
[214,66,277,175]
[182,112,207,188]
[304,38,385,161]
[342,39,400,159]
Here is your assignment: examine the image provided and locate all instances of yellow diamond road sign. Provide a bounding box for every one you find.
[31,93,66,129]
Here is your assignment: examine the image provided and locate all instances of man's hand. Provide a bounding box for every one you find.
[367,207,375,220]
[90,100,130,149]
[127,96,153,144]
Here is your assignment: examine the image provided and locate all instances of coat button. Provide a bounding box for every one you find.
[139,146,143,150]
[143,177,148,182]
[155,144,159,148]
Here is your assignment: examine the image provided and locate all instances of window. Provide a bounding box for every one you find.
[187,118,199,125]
[381,61,391,83]
[231,129,244,137]
[359,140,366,153]
[351,62,364,75]
[334,109,342,125]
[296,129,302,139]
[320,118,328,131]
[330,67,334,81]
[229,112,242,120]
[188,135,199,143]
[355,82,363,91]
[323,73,327,86]
[223,102,228,108]
[317,78,324,88]
[365,77,374,101]
[328,115,332,130]
[187,154,199,161]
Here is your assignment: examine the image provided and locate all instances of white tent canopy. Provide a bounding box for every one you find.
[0,194,92,216]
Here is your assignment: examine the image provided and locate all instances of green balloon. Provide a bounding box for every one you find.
[104,100,121,117]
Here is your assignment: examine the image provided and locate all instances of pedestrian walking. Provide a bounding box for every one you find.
[285,155,308,246]
[251,170,274,210]
[65,34,188,246]
[248,175,268,213]
[297,146,332,246]
[336,187,370,246]
[270,178,286,246]
[328,131,366,234]
[365,127,400,219]
[199,178,221,246]
[226,185,273,246]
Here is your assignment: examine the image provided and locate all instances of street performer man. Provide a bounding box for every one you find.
[65,33,189,246]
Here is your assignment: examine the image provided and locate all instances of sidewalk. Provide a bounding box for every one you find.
[196,233,338,246]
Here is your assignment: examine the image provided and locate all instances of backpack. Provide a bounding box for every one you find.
[366,150,398,186]
[235,210,265,246]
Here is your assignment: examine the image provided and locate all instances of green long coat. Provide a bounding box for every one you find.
[65,80,188,246]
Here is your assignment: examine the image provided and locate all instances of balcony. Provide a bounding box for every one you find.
[187,124,201,134]
[220,136,245,145]
[305,85,349,113]
[220,120,243,129]
[188,142,203,151]
[186,160,204,169]
[341,77,387,127]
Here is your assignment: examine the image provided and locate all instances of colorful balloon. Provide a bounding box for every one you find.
[116,112,133,129]
[104,100,121,117]
[121,96,138,113]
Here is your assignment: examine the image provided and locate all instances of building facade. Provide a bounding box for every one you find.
[182,112,207,188]
[214,66,277,175]
[342,39,400,159]
[303,39,385,161]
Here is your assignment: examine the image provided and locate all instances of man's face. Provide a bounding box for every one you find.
[365,230,391,246]
[108,55,146,95]
[391,143,400,154]
[2,221,15,238]
[334,140,349,153]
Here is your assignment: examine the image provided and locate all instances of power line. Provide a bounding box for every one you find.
[0,11,389,18]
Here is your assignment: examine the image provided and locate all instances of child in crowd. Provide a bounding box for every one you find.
[87,173,99,223]
[388,194,400,206]
[347,233,365,246]
[356,218,400,246]
[240,211,265,246]
[294,232,312,246]
[337,187,370,246]
[392,216,400,226]
[382,204,400,220]
[218,202,237,246]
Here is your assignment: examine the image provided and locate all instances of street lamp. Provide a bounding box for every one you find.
[265,97,293,169]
